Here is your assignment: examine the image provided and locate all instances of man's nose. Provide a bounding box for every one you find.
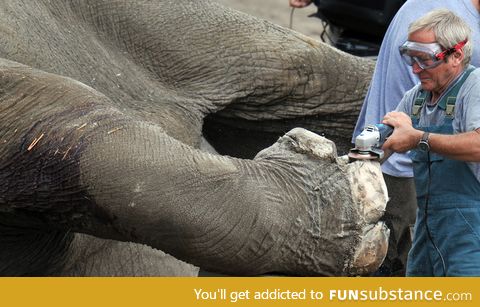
[412,61,423,74]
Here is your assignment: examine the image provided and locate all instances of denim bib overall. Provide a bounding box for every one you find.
[407,67,480,276]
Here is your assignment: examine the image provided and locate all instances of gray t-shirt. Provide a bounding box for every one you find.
[395,67,480,182]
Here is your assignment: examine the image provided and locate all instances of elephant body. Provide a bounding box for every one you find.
[0,0,387,276]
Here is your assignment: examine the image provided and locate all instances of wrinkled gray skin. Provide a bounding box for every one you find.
[0,0,388,276]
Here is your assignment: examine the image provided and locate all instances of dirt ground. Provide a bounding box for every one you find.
[213,0,324,39]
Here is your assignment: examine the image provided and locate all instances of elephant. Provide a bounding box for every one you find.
[0,0,388,276]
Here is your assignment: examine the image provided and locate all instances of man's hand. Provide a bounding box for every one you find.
[289,0,313,8]
[382,112,423,153]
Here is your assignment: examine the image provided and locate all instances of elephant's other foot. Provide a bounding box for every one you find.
[255,128,389,276]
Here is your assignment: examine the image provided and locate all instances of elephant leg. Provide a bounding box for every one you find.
[61,234,199,276]
[75,122,388,275]
[0,220,197,276]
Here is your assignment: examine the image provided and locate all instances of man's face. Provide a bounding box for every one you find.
[408,29,457,95]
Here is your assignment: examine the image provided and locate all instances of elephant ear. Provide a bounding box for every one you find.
[0,59,197,249]
[0,59,202,276]
[0,58,121,227]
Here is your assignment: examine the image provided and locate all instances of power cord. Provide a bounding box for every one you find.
[424,151,447,276]
[289,7,295,29]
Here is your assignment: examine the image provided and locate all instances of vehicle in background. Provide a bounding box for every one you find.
[313,0,406,56]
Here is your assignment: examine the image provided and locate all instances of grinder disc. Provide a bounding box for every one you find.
[348,151,379,160]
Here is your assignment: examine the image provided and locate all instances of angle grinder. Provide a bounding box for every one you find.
[349,124,394,160]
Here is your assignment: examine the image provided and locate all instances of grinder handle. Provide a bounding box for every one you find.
[375,124,394,147]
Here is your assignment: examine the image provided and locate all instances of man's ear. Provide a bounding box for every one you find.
[452,49,464,66]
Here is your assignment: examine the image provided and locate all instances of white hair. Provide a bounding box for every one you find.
[409,9,472,66]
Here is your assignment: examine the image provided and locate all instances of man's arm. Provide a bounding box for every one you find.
[428,129,480,161]
[382,111,480,162]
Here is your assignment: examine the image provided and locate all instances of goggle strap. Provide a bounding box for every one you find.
[436,39,468,60]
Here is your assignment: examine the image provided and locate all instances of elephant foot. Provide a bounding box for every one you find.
[350,222,389,275]
[346,158,389,275]
[255,128,389,276]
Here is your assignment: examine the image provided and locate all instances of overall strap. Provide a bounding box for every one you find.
[411,91,427,123]
[437,66,475,117]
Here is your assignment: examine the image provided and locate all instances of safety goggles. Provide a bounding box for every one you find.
[399,39,468,70]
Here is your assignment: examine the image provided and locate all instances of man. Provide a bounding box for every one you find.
[293,0,480,276]
[353,0,480,276]
[382,9,480,276]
